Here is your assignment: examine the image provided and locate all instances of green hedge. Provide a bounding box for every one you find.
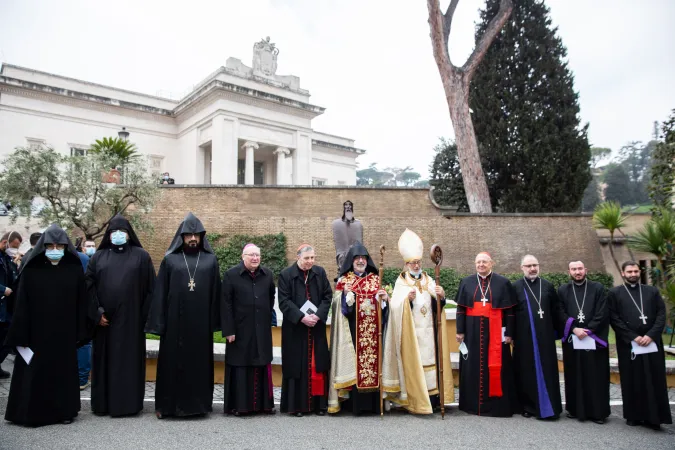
[206,232,287,279]
[381,268,613,301]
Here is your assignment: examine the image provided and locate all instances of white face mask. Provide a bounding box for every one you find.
[5,248,18,257]
[409,268,422,277]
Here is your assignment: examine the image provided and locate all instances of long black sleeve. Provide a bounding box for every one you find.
[646,290,666,341]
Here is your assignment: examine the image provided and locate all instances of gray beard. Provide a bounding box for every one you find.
[344,211,354,222]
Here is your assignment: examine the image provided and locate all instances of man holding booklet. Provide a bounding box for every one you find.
[608,261,672,430]
[278,244,333,417]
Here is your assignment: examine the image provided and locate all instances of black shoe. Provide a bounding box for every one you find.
[0,368,10,379]
[294,412,303,417]
[522,411,533,418]
[231,410,241,417]
[626,420,642,426]
[591,418,605,425]
[566,412,576,419]
[316,411,326,416]
[645,423,661,431]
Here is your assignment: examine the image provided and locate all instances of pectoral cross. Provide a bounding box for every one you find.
[537,309,544,319]
[577,311,585,323]
[188,278,196,291]
[481,297,488,307]
[639,313,648,325]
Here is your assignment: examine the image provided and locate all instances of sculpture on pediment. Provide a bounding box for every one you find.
[252,36,279,77]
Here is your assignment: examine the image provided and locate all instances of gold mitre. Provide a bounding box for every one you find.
[398,228,423,262]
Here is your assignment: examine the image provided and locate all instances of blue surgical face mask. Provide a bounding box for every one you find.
[85,247,95,256]
[111,231,127,246]
[45,249,65,261]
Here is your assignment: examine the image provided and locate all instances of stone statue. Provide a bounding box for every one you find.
[331,200,364,274]
[252,36,279,77]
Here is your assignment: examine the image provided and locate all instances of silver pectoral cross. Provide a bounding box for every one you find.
[188,278,196,291]
[481,297,488,307]
[537,309,544,319]
[639,313,648,325]
[577,311,585,323]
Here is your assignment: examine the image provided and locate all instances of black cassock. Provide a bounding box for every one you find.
[221,262,276,414]
[278,263,332,414]
[145,213,221,417]
[455,272,519,417]
[86,214,156,417]
[4,225,91,426]
[609,283,672,426]
[558,280,610,421]
[513,277,563,419]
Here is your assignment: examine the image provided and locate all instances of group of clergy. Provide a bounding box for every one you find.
[2,218,671,431]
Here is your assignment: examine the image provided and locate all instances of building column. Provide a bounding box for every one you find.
[211,115,238,184]
[242,141,259,185]
[292,132,312,185]
[274,147,290,185]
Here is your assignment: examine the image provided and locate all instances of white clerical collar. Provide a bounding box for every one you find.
[478,271,492,280]
[527,276,539,283]
[573,279,587,286]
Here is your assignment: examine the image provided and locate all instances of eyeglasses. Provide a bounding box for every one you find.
[244,253,261,258]
[522,264,539,269]
[354,256,367,261]
[184,233,199,238]
[408,260,421,266]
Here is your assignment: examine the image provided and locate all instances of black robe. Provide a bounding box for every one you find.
[513,277,563,419]
[221,262,275,414]
[278,263,332,414]
[145,213,221,417]
[608,284,672,425]
[455,272,519,417]
[86,214,156,417]
[557,280,610,421]
[4,225,91,426]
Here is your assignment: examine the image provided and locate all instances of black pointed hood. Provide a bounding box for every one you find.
[98,214,143,250]
[339,241,377,278]
[165,212,213,255]
[19,223,79,272]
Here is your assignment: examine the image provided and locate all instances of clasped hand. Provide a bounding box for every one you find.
[634,335,653,347]
[301,314,320,327]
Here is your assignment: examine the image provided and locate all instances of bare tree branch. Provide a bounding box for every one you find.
[427,0,455,75]
[442,0,460,48]
[461,0,513,80]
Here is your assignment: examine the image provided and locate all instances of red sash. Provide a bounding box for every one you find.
[466,300,503,397]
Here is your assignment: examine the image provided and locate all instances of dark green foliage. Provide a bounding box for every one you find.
[380,268,613,300]
[617,141,654,204]
[603,163,634,205]
[206,233,287,279]
[581,177,601,212]
[648,110,675,212]
[464,0,591,212]
[429,139,470,211]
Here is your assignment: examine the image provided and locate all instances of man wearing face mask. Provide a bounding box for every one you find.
[85,215,155,416]
[2,231,23,266]
[455,251,518,417]
[145,212,221,419]
[4,224,91,426]
[83,239,96,258]
[382,229,453,414]
[512,255,563,419]
[0,232,20,378]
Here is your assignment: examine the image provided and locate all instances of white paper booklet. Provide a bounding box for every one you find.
[16,346,34,365]
[572,335,596,350]
[300,300,317,316]
[631,340,658,355]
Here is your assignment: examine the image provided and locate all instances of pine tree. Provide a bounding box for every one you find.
[468,0,591,212]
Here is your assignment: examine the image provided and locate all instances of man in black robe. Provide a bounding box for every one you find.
[328,242,389,415]
[278,244,332,417]
[221,243,275,416]
[145,212,221,419]
[455,251,518,417]
[608,261,672,430]
[557,260,610,424]
[3,224,91,426]
[86,214,156,416]
[513,255,563,419]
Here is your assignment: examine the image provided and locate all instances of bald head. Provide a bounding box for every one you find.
[475,252,493,276]
[521,255,540,280]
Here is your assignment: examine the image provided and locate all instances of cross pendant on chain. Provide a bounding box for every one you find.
[188,278,196,291]
[537,309,544,319]
[481,297,488,307]
[639,313,648,325]
[577,311,585,323]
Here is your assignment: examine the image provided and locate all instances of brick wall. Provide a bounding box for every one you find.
[138,186,605,275]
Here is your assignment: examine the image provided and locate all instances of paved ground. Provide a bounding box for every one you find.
[1,355,674,449]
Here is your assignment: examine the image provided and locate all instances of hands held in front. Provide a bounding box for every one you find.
[456,333,464,343]
[408,290,416,301]
[572,327,588,339]
[226,335,236,343]
[99,314,110,327]
[4,287,12,297]
[634,335,653,347]
[301,314,320,327]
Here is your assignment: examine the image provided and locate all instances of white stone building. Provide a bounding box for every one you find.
[0,38,365,186]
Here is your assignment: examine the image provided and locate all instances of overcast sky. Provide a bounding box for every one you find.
[1,0,673,178]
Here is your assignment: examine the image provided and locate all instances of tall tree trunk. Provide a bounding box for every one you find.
[427,0,513,213]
